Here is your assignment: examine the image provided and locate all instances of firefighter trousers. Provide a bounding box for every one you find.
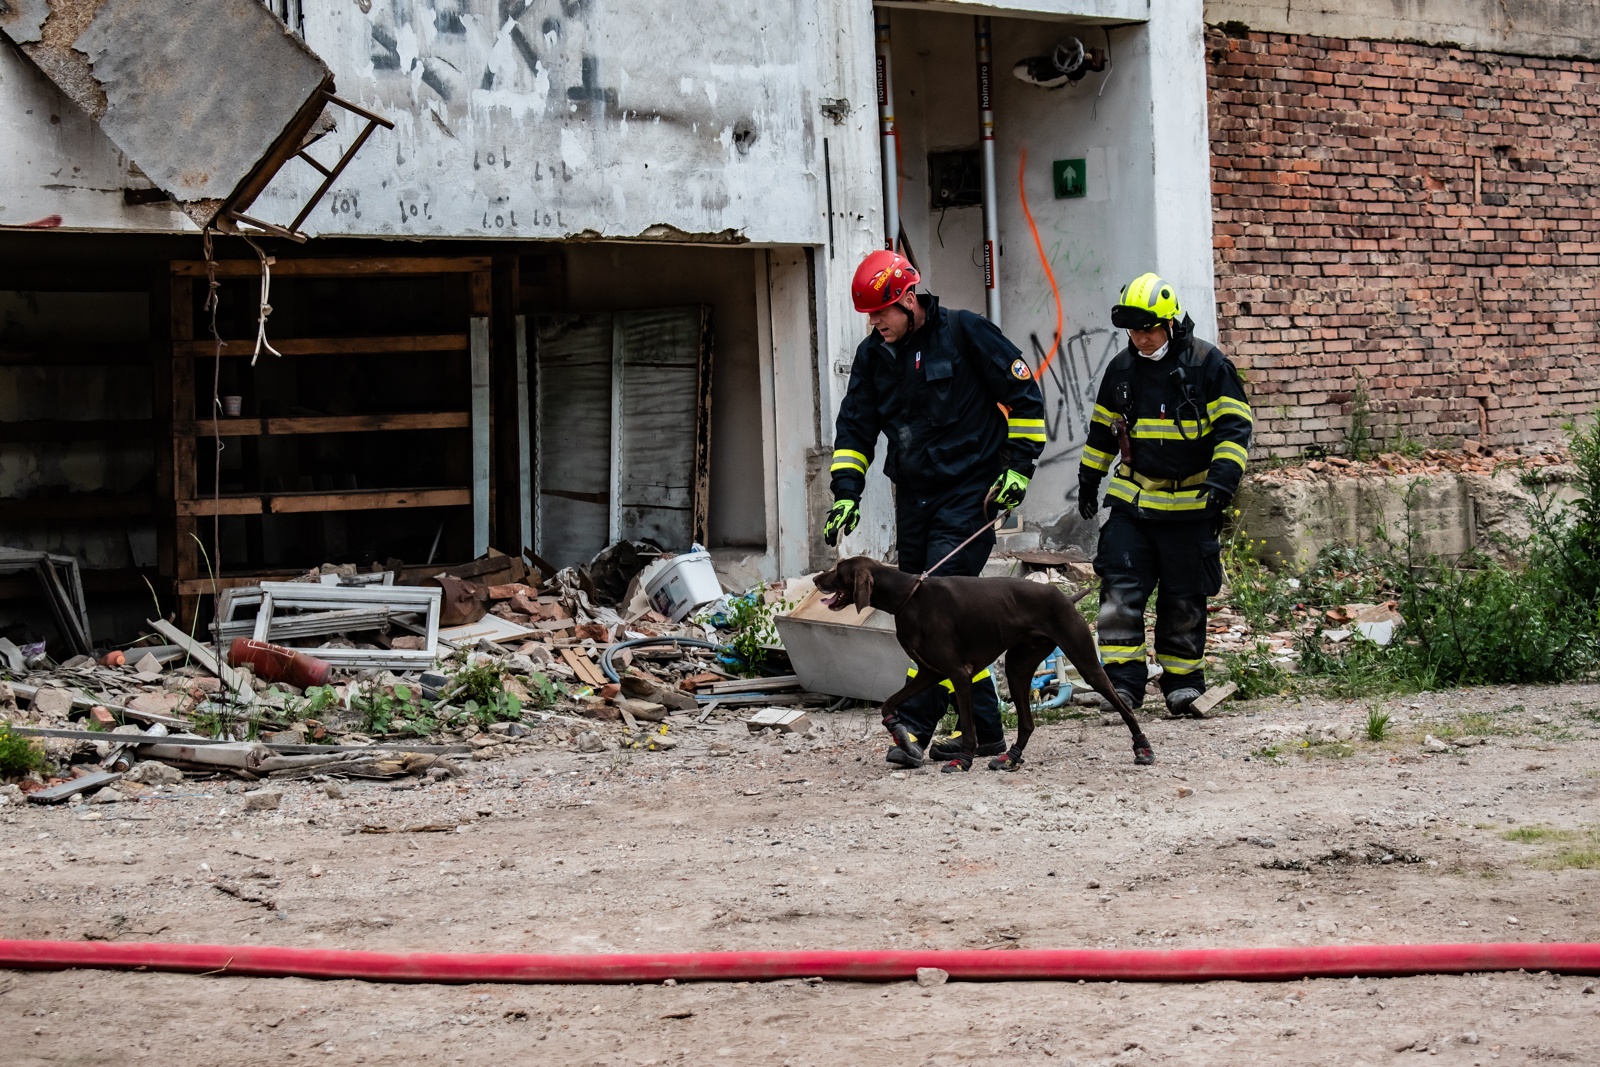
[890,473,1005,747]
[1093,509,1223,706]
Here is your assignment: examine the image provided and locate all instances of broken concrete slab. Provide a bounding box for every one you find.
[29,686,75,719]
[1,0,332,228]
[746,708,812,734]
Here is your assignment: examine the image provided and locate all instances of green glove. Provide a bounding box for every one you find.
[824,498,860,546]
[990,469,1031,511]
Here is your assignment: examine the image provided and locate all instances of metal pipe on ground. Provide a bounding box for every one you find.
[2,940,1598,985]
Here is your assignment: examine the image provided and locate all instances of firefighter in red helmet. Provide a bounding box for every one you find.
[826,249,1047,772]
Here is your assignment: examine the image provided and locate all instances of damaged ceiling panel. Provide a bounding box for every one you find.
[0,0,333,228]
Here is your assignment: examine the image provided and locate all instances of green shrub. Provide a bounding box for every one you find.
[1365,707,1391,741]
[0,723,47,778]
[1218,640,1290,700]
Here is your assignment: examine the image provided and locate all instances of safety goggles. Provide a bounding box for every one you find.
[1110,305,1166,330]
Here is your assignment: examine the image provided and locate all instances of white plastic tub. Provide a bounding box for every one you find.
[643,545,723,622]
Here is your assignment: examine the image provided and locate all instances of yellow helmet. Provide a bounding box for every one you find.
[1111,272,1182,329]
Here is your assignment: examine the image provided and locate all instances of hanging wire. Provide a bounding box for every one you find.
[200,228,229,718]
[1093,28,1114,122]
[241,235,282,365]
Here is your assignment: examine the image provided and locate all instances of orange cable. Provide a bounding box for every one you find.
[1017,146,1064,376]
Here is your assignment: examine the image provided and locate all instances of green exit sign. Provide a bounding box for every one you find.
[1053,158,1086,199]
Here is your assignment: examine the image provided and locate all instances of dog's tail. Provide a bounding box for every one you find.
[1066,586,1090,605]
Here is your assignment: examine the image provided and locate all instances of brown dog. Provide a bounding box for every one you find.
[813,556,1154,771]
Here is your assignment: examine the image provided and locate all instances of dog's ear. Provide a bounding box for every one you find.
[852,562,874,612]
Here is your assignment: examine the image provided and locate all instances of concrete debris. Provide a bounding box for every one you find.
[242,789,282,811]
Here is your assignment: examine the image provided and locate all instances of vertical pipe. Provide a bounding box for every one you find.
[976,16,1000,325]
[874,7,900,251]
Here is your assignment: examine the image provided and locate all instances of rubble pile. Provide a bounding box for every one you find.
[1249,445,1569,487]
[0,542,829,808]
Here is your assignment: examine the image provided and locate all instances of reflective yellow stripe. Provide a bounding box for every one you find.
[1081,445,1115,474]
[1106,477,1139,505]
[830,448,868,474]
[1099,643,1147,665]
[1138,488,1209,512]
[1207,396,1253,423]
[1092,404,1119,427]
[1008,417,1047,442]
[1105,476,1208,513]
[1129,418,1210,440]
[908,665,994,691]
[1157,654,1205,673]
[1212,439,1249,471]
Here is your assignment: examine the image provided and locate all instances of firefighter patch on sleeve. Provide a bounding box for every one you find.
[1010,358,1032,380]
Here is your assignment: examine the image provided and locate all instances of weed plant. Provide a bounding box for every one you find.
[0,723,46,779]
[1222,417,1600,698]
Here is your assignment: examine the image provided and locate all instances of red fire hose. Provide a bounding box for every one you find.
[2,940,1597,985]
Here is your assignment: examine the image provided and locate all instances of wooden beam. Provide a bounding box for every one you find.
[0,342,151,366]
[174,334,469,358]
[0,419,156,442]
[0,497,155,520]
[470,317,492,555]
[269,488,469,514]
[175,488,470,518]
[169,257,493,278]
[173,412,470,437]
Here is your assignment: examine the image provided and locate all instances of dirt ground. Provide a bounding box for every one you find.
[5,683,1600,1066]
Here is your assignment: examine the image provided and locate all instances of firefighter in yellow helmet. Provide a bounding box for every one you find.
[1077,273,1253,717]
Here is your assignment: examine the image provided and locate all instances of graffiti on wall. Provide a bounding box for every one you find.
[1030,325,1119,469]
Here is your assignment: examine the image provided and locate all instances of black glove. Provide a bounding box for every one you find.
[1204,484,1233,515]
[1078,477,1102,521]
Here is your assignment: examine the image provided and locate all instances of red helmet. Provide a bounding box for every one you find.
[851,250,920,313]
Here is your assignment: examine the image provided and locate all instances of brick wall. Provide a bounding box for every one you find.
[1207,29,1600,457]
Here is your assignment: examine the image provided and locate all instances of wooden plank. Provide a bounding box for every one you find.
[514,315,533,554]
[173,412,470,437]
[175,496,264,517]
[693,304,715,547]
[0,497,155,521]
[146,618,255,705]
[170,257,493,278]
[470,317,492,556]
[269,488,469,515]
[174,572,304,596]
[0,419,156,442]
[27,770,123,804]
[174,334,469,358]
[559,647,606,687]
[704,674,803,694]
[1188,681,1239,718]
[176,488,469,517]
[0,343,151,366]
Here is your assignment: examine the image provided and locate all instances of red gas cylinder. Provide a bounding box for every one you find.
[227,638,332,689]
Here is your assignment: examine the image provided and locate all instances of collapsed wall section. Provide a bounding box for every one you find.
[1207,29,1600,457]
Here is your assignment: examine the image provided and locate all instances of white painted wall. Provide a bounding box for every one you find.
[3,0,833,244]
[826,1,1213,553]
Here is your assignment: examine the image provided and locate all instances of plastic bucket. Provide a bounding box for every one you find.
[643,546,722,622]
